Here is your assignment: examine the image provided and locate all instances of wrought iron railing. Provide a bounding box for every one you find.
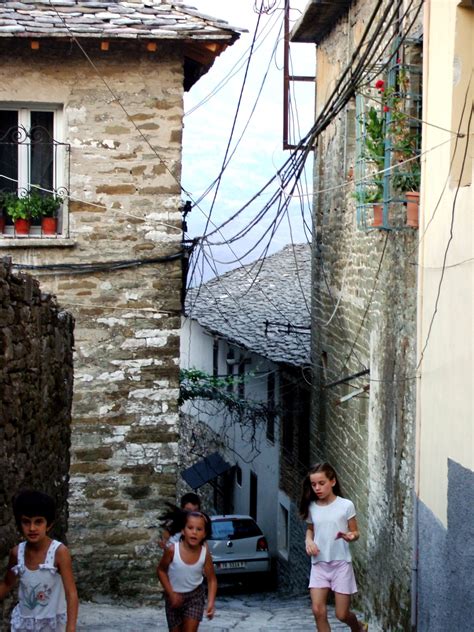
[355,39,422,231]
[0,123,70,237]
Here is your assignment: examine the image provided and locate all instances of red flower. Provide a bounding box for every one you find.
[375,79,385,91]
[383,105,390,112]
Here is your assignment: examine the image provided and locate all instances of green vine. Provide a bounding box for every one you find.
[179,368,270,428]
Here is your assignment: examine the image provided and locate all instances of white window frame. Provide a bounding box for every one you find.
[0,103,67,238]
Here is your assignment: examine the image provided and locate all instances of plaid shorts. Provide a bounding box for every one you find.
[165,584,205,630]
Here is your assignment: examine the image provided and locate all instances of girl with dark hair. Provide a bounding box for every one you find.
[300,463,367,632]
[0,490,78,632]
[159,494,202,549]
[157,511,216,632]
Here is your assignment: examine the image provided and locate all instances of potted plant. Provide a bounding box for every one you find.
[354,182,384,227]
[359,106,386,227]
[5,193,33,235]
[376,76,421,228]
[36,193,62,235]
[392,165,420,228]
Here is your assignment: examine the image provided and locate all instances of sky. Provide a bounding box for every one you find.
[181,1,315,285]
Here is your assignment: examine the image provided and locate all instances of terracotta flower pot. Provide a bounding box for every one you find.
[405,191,419,228]
[14,218,30,235]
[372,203,383,227]
[41,216,57,235]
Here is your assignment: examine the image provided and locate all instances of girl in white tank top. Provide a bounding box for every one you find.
[157,511,217,631]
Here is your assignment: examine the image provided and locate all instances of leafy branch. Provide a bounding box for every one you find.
[179,368,270,428]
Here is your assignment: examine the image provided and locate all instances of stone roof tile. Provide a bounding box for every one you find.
[0,0,243,41]
[186,244,312,367]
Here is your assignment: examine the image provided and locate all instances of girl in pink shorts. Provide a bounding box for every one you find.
[300,462,368,632]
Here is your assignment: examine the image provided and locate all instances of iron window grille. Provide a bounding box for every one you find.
[0,110,70,238]
[355,40,422,231]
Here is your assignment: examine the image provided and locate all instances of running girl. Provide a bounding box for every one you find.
[300,463,367,632]
[0,490,78,632]
[157,511,217,632]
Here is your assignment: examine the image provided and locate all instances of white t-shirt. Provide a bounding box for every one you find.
[307,496,356,563]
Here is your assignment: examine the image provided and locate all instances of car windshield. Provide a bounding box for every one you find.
[210,519,263,541]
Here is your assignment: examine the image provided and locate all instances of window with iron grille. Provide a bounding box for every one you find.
[0,106,70,238]
[354,40,422,231]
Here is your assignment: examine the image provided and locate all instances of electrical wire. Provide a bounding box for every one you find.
[186,0,424,351]
[416,102,472,370]
[184,5,282,117]
[191,20,283,210]
[185,5,269,295]
[0,172,183,234]
[12,250,184,275]
[199,0,407,248]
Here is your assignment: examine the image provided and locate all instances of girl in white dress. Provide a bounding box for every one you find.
[0,490,78,632]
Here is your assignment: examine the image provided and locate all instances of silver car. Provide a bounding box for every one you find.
[207,515,271,582]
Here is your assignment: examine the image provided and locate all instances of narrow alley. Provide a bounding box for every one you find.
[77,591,359,631]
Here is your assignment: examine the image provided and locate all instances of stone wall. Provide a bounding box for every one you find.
[0,258,74,629]
[309,2,419,629]
[0,40,184,600]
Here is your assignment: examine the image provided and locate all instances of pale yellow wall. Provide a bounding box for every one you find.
[417,1,474,525]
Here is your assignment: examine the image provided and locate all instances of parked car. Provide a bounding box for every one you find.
[207,515,272,585]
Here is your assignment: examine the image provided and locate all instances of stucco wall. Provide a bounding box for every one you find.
[0,258,74,629]
[309,1,419,628]
[417,460,474,632]
[415,3,473,629]
[0,40,183,600]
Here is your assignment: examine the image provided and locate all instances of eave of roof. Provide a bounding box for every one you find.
[290,0,352,44]
[0,1,243,43]
[0,1,244,90]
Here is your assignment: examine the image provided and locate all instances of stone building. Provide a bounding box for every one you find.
[0,258,74,628]
[181,244,312,592]
[291,1,422,629]
[0,1,240,600]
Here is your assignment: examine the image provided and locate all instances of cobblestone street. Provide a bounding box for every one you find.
[77,590,364,631]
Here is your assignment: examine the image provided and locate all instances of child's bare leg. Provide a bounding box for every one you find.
[334,593,366,631]
[310,588,331,632]
[182,619,200,632]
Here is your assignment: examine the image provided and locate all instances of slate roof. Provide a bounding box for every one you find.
[0,1,243,42]
[186,244,312,367]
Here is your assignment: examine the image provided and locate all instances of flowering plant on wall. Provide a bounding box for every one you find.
[374,75,421,194]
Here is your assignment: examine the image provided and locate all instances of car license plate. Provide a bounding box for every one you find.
[217,561,245,570]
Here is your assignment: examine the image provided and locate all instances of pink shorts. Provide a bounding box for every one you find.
[309,561,358,594]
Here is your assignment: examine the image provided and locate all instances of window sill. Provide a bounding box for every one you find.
[0,237,76,248]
